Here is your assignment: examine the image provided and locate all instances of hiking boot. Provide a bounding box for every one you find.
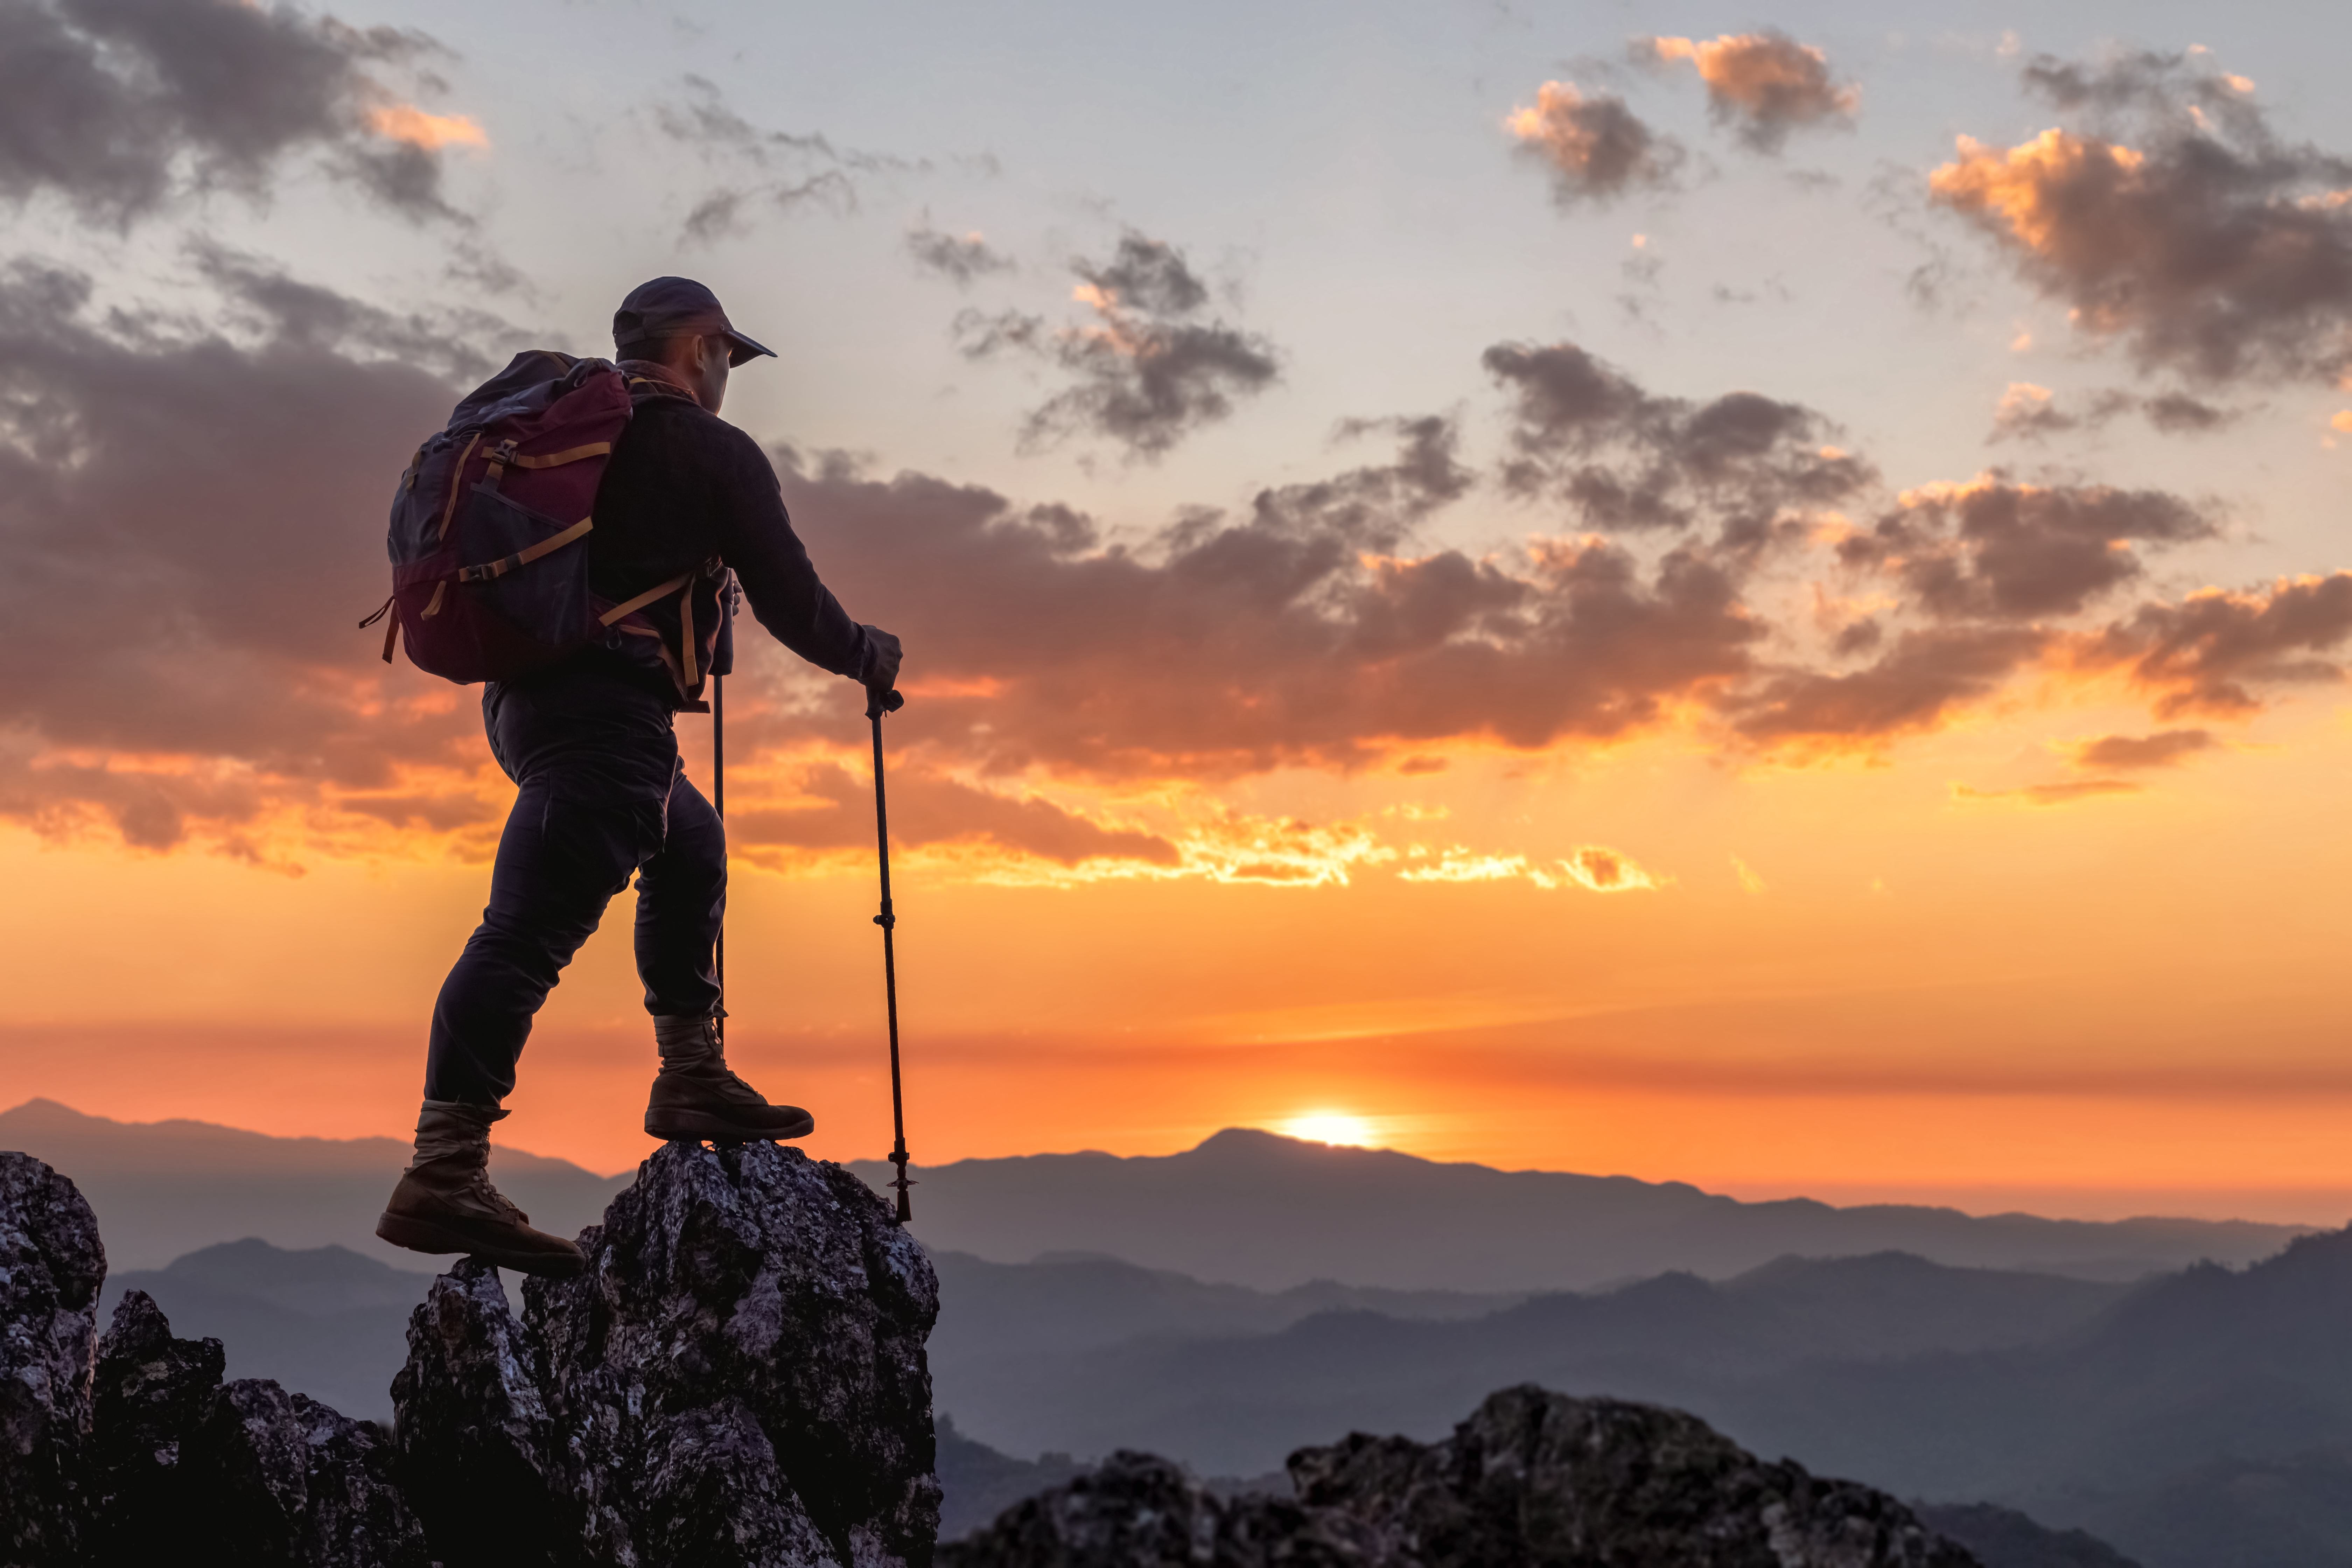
[644,1014,816,1143]
[375,1100,586,1278]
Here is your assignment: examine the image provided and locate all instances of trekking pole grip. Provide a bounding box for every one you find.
[865,687,904,719]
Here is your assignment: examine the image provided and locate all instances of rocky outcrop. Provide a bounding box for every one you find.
[0,1154,104,1566]
[393,1139,940,1568]
[944,1384,1982,1568]
[79,1284,430,1567]
[0,1138,938,1568]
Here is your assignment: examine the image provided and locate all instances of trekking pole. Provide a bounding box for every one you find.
[712,672,724,1048]
[866,685,913,1223]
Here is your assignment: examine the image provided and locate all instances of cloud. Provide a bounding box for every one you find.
[906,220,1014,286]
[954,231,1280,458]
[0,0,474,224]
[1505,82,1683,206]
[2072,573,2352,716]
[655,75,924,241]
[1932,52,2352,384]
[1635,32,1859,151]
[728,760,1178,870]
[1396,845,1660,892]
[0,257,491,856]
[1727,626,2048,748]
[1987,383,2239,443]
[2072,729,2215,770]
[1953,779,2143,805]
[1483,340,1873,538]
[1837,475,2215,622]
[771,421,1764,779]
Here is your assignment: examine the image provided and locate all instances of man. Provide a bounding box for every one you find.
[375,278,902,1277]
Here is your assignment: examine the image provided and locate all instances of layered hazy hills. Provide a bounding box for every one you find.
[5,1098,2305,1286]
[857,1127,2303,1291]
[0,1098,628,1270]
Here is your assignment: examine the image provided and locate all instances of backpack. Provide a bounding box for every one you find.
[365,350,731,700]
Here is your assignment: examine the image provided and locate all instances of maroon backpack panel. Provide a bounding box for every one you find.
[374,352,636,685]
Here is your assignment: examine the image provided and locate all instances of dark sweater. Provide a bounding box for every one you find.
[571,369,870,703]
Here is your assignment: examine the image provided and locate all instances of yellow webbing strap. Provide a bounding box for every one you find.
[421,581,448,618]
[679,579,698,689]
[456,517,594,584]
[597,571,694,626]
[509,442,613,469]
[435,432,483,541]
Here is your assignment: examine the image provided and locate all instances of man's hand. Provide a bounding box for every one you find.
[860,625,903,696]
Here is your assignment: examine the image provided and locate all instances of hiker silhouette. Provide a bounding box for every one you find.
[372,276,903,1277]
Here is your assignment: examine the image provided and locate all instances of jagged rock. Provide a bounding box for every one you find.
[944,1385,1982,1568]
[0,1151,104,1567]
[395,1139,940,1568]
[200,1377,431,1567]
[392,1258,567,1567]
[88,1289,227,1563]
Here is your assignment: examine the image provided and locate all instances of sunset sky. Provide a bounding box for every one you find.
[6,0,2352,1221]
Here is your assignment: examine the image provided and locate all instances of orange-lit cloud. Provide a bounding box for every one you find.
[1397,844,1658,893]
[1636,32,1858,150]
[1934,52,2352,383]
[1505,82,1682,206]
[2072,574,2352,716]
[2072,729,2215,770]
[366,104,488,151]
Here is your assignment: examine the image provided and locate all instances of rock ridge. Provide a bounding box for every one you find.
[943,1383,1983,1568]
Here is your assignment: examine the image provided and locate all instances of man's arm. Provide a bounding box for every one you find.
[707,427,889,685]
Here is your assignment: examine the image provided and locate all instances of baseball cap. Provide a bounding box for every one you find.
[612,277,777,366]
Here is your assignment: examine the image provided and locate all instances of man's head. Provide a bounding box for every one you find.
[612,277,775,414]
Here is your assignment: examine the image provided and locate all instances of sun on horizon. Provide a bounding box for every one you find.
[1279,1111,1378,1148]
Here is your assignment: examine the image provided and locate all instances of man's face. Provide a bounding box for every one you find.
[687,333,732,414]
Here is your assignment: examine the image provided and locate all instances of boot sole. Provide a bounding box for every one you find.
[644,1107,817,1144]
[374,1211,587,1278]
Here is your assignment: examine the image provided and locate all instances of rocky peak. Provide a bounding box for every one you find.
[945,1384,1981,1568]
[398,1138,940,1567]
[0,1139,939,1568]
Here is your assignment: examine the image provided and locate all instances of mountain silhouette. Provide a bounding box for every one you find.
[854,1127,2301,1292]
[0,1098,628,1269]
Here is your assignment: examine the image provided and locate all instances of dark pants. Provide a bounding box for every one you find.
[424,668,723,1105]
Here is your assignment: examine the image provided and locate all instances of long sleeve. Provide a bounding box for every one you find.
[708,427,871,680]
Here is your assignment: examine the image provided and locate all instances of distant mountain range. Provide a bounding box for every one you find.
[99,1238,431,1421]
[857,1127,2303,1292]
[927,1229,2352,1568]
[9,1100,2297,1288]
[0,1098,629,1269]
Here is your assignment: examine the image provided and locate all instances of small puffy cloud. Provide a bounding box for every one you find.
[1484,340,1872,538]
[954,231,1279,459]
[1988,383,2236,442]
[2072,729,2215,770]
[906,220,1013,286]
[0,0,474,223]
[1932,53,2352,384]
[1838,475,2214,622]
[1506,82,1683,206]
[2072,573,2352,716]
[1636,32,1859,151]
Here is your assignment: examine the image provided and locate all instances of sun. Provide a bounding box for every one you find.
[1279,1111,1377,1148]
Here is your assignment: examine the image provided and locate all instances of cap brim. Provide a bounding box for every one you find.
[724,330,777,367]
